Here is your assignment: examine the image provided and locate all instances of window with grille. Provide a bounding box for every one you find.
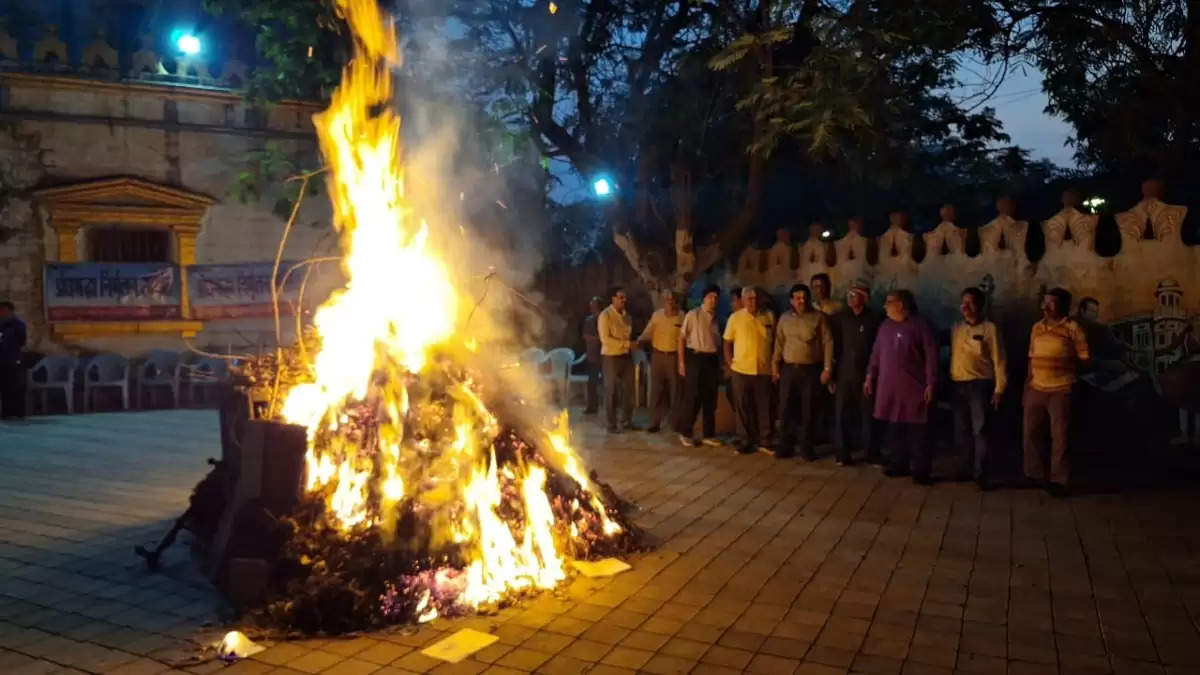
[88,227,171,262]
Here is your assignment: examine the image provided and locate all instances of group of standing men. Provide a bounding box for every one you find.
[583,277,1091,497]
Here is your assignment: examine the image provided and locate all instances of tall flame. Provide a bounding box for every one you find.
[280,0,620,612]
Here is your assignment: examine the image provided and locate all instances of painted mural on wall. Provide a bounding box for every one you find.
[709,179,1200,441]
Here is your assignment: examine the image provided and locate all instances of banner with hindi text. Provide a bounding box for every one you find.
[43,263,182,320]
[186,261,344,320]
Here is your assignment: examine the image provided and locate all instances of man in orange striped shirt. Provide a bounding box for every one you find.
[1023,288,1090,496]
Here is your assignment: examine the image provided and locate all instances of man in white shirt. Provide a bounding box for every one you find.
[676,285,723,447]
[638,291,684,432]
[723,286,775,454]
[597,286,636,432]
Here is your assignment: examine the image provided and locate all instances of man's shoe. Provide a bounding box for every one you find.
[647,425,660,433]
[801,449,818,461]
[756,445,774,456]
[679,435,696,447]
[954,471,974,483]
[775,448,794,459]
[866,453,885,467]
[701,437,723,447]
[1048,483,1071,498]
[607,426,619,434]
[912,475,934,486]
[884,467,909,478]
[736,444,756,455]
[836,457,856,467]
[977,477,997,492]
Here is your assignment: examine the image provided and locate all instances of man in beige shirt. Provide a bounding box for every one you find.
[597,286,635,432]
[638,291,684,432]
[773,283,833,459]
[950,287,1007,488]
[723,286,775,454]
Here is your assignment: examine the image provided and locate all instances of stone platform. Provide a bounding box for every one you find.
[1,410,1198,674]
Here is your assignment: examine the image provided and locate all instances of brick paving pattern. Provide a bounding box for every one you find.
[2,410,1199,674]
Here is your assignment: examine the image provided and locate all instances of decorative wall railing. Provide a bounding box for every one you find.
[729,180,1196,331]
[0,24,250,91]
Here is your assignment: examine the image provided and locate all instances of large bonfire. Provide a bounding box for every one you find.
[254,0,639,633]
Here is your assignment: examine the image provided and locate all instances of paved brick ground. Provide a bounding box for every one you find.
[2,411,1199,674]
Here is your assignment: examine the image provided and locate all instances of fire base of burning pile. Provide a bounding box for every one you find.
[238,352,644,635]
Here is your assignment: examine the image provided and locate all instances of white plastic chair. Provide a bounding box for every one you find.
[543,348,586,405]
[632,349,650,408]
[26,355,76,414]
[84,354,131,412]
[566,352,591,403]
[136,350,182,408]
[519,347,546,366]
[187,357,230,406]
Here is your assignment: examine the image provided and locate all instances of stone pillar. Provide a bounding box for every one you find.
[176,230,197,319]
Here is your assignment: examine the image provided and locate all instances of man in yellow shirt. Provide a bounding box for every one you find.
[597,286,636,433]
[723,287,775,454]
[950,287,1007,488]
[638,291,684,432]
[1023,287,1090,496]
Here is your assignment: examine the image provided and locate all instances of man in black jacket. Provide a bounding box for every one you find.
[0,301,27,419]
[831,284,881,465]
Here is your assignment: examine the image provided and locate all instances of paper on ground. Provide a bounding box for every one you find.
[216,631,265,660]
[571,557,631,577]
[421,629,499,663]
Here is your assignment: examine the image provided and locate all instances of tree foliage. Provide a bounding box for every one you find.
[214,0,1193,287]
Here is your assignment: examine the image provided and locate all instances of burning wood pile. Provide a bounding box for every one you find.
[154,0,644,635]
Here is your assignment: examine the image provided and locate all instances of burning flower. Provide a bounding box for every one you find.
[253,0,640,633]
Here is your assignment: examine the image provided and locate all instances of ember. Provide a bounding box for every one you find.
[229,0,642,633]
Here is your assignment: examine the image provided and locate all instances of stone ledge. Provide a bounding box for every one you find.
[50,320,205,341]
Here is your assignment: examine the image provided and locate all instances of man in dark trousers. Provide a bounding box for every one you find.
[676,285,723,447]
[581,297,603,414]
[832,283,881,465]
[772,284,833,459]
[0,301,27,419]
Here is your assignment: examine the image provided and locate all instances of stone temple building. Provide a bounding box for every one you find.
[0,13,333,356]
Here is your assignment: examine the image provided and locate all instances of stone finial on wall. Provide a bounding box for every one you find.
[737,245,764,281]
[763,227,796,290]
[879,211,913,260]
[220,57,249,88]
[978,196,1028,255]
[81,29,118,71]
[835,216,869,263]
[32,24,68,65]
[0,20,17,62]
[799,221,833,271]
[175,54,213,80]
[1115,178,1188,245]
[1043,188,1098,250]
[922,203,964,256]
[129,34,164,78]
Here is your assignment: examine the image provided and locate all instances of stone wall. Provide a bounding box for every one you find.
[0,73,332,355]
[730,186,1196,332]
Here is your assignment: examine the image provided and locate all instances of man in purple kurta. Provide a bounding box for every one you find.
[864,289,938,484]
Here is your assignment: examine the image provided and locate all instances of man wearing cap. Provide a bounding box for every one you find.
[832,283,881,465]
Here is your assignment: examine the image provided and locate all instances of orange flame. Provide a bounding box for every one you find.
[280,0,619,611]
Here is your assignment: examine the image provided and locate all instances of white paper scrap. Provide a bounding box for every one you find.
[421,628,499,663]
[215,631,265,660]
[571,558,632,577]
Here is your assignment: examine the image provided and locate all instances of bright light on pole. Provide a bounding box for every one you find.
[592,177,613,197]
[177,34,201,56]
[1083,196,1106,213]
[821,230,832,239]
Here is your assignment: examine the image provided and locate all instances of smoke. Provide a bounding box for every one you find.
[371,6,564,410]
